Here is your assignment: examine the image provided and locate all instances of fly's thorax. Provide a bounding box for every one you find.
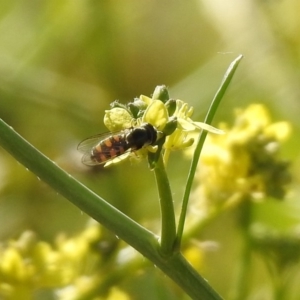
[126,123,157,150]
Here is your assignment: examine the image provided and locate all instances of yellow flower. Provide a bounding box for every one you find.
[194,104,292,212]
[163,99,224,163]
[183,244,205,272]
[105,287,130,300]
[104,108,133,132]
[0,224,103,299]
[102,87,223,167]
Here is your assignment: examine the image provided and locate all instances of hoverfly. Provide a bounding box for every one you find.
[77,123,158,166]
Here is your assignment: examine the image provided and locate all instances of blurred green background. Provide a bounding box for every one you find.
[1,0,300,299]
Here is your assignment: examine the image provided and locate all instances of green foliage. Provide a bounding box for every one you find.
[0,55,242,299]
[1,2,300,300]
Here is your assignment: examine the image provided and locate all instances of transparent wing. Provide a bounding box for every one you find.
[77,132,112,153]
[80,152,103,166]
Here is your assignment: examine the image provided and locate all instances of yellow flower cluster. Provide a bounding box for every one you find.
[194,104,291,212]
[103,86,222,166]
[0,222,105,299]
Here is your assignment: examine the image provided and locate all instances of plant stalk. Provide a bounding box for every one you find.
[153,154,177,256]
[0,117,223,300]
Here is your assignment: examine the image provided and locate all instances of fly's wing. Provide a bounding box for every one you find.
[77,132,132,166]
[77,133,106,166]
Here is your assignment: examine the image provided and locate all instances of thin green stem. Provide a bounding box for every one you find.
[229,198,252,300]
[272,273,285,300]
[175,55,244,250]
[265,251,291,300]
[0,118,223,299]
[153,154,177,256]
[230,237,252,300]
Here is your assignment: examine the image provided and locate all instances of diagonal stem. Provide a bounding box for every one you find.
[0,117,223,299]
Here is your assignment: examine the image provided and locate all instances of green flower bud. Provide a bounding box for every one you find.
[128,98,148,118]
[165,99,177,116]
[152,85,170,103]
[163,117,178,136]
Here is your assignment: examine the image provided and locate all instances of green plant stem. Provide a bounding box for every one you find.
[272,273,285,300]
[230,237,251,300]
[0,118,223,300]
[153,154,177,256]
[262,242,290,300]
[175,55,244,251]
[229,198,252,300]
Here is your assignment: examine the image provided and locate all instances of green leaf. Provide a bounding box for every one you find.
[175,55,244,250]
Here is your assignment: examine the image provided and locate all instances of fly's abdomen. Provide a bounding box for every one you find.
[91,134,130,164]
